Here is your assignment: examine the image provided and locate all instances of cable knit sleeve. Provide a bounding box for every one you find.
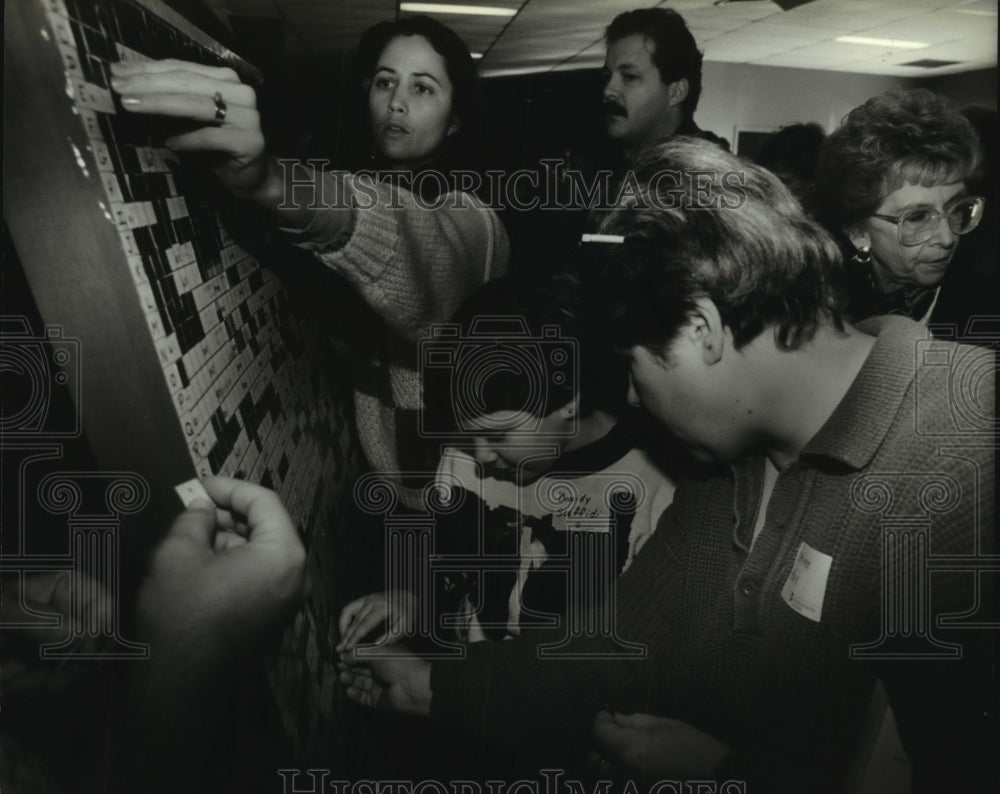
[283,171,509,341]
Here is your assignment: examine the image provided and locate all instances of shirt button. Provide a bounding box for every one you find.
[740,578,758,597]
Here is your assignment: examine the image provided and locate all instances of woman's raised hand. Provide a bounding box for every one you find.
[109,59,272,197]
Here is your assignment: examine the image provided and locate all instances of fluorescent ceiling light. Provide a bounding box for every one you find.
[471,53,483,59]
[480,67,546,78]
[399,3,517,15]
[834,36,930,49]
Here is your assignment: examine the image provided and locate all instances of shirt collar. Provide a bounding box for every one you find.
[548,411,635,477]
[799,315,929,470]
[676,116,700,137]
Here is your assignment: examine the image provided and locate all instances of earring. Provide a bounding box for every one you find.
[851,245,871,267]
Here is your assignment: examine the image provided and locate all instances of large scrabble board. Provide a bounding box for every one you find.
[4,0,363,767]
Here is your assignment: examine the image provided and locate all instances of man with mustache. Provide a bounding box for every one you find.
[602,7,727,163]
[512,8,726,278]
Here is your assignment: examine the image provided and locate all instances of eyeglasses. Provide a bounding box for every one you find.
[870,195,985,247]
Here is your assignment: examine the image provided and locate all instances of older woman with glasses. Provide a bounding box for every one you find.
[816,89,986,332]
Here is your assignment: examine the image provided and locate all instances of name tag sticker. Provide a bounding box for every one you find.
[781,541,833,623]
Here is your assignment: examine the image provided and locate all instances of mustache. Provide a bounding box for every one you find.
[603,100,627,118]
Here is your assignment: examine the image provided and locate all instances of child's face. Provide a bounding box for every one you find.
[459,409,567,484]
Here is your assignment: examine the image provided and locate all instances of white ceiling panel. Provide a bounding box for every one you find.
[860,14,986,44]
[668,13,749,33]
[489,30,598,45]
[551,58,604,72]
[847,40,997,73]
[751,52,853,69]
[833,59,990,77]
[702,35,797,61]
[706,44,795,62]
[769,4,866,28]
[686,27,730,43]
[790,39,901,62]
[949,0,998,15]
[566,40,605,59]
[258,0,995,78]
[738,22,829,42]
[683,3,782,22]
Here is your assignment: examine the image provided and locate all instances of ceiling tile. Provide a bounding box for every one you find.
[689,2,783,22]
[266,0,996,78]
[859,14,985,44]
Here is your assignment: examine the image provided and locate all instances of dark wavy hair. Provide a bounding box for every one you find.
[815,89,980,232]
[591,138,845,354]
[606,8,703,117]
[357,15,484,180]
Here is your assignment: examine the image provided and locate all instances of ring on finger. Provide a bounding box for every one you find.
[212,91,227,124]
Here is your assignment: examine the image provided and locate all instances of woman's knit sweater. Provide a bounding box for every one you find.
[289,172,509,509]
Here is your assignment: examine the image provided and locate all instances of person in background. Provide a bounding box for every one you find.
[510,7,728,280]
[815,89,991,336]
[108,16,509,510]
[601,7,728,164]
[338,138,994,792]
[755,122,825,213]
